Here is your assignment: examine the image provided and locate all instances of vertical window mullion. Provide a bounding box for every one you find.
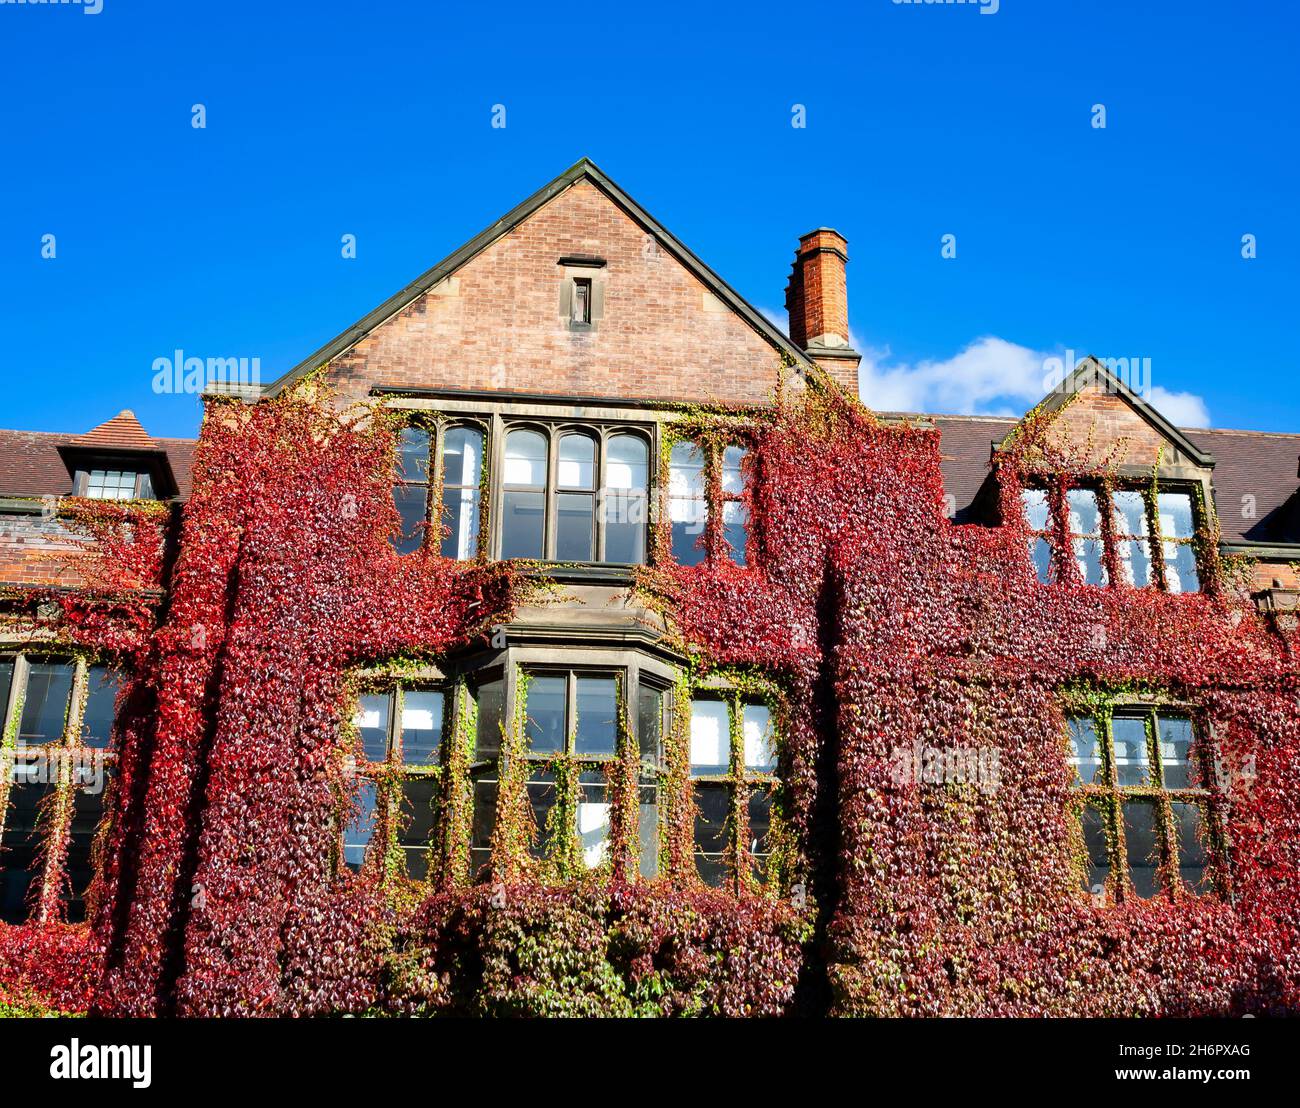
[595,429,608,563]
[545,428,559,561]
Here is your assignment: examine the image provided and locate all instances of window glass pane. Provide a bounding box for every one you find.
[469,769,497,880]
[574,676,618,757]
[86,470,139,501]
[1157,715,1195,789]
[398,778,436,881]
[442,426,482,487]
[501,491,545,559]
[1072,537,1107,587]
[526,769,558,859]
[578,771,610,869]
[504,429,548,487]
[342,779,378,873]
[693,784,730,887]
[669,441,707,566]
[1157,493,1195,539]
[1111,490,1148,537]
[440,487,480,560]
[1066,489,1101,535]
[18,661,74,745]
[742,704,776,773]
[669,441,705,495]
[637,684,663,764]
[1028,536,1054,584]
[392,483,427,554]
[81,665,122,749]
[602,490,647,564]
[1079,803,1111,896]
[474,678,504,761]
[353,694,390,762]
[137,472,155,500]
[66,769,113,923]
[689,698,730,776]
[606,434,648,492]
[1163,542,1200,594]
[555,492,595,561]
[1110,717,1151,787]
[721,445,746,495]
[398,427,431,482]
[401,689,444,765]
[748,787,772,884]
[0,767,53,923]
[524,675,567,755]
[1173,801,1209,894]
[1066,717,1103,785]
[558,434,596,490]
[1020,488,1050,531]
[1117,538,1152,588]
[723,500,748,566]
[638,777,658,879]
[1122,800,1162,899]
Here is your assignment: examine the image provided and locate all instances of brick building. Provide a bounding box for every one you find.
[2,160,1298,1017]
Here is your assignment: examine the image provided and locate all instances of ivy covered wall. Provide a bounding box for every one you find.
[1,381,1296,1017]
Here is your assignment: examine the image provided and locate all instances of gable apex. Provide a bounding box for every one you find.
[260,158,817,398]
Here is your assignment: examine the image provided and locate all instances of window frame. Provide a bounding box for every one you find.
[1020,478,1203,594]
[1066,700,1222,905]
[390,417,489,558]
[687,685,779,892]
[491,420,654,565]
[0,651,123,924]
[341,678,453,882]
[665,435,753,568]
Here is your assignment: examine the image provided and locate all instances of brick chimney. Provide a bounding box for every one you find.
[785,228,861,393]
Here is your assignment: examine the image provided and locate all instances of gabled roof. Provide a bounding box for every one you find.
[70,409,154,451]
[261,158,817,397]
[997,355,1216,468]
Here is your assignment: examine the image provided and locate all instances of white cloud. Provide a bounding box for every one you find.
[757,307,1213,429]
[854,336,1212,429]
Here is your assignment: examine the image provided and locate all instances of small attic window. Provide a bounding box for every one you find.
[571,278,592,325]
[85,469,151,501]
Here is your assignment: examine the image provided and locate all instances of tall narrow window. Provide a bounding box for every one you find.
[345,684,446,879]
[1066,489,1107,587]
[0,654,121,924]
[721,446,749,566]
[571,277,592,325]
[501,429,548,560]
[519,671,620,870]
[669,441,707,566]
[603,434,649,564]
[1021,488,1055,584]
[1111,491,1153,588]
[689,690,779,889]
[1065,704,1217,903]
[636,681,666,879]
[556,433,597,561]
[392,427,431,554]
[1158,493,1200,593]
[439,426,483,560]
[469,673,505,880]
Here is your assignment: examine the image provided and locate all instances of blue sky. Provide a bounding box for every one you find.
[1,0,1296,438]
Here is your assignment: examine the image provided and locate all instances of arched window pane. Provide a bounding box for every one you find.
[606,435,648,492]
[558,434,596,490]
[442,426,482,487]
[502,429,548,559]
[440,426,483,561]
[398,427,431,482]
[504,429,548,488]
[604,435,648,564]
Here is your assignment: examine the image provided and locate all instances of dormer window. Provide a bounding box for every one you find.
[1020,481,1201,593]
[85,468,152,501]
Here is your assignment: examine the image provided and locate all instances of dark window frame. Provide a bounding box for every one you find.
[1066,702,1222,905]
[0,652,123,924]
[390,418,489,558]
[1020,478,1202,594]
[667,436,752,568]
